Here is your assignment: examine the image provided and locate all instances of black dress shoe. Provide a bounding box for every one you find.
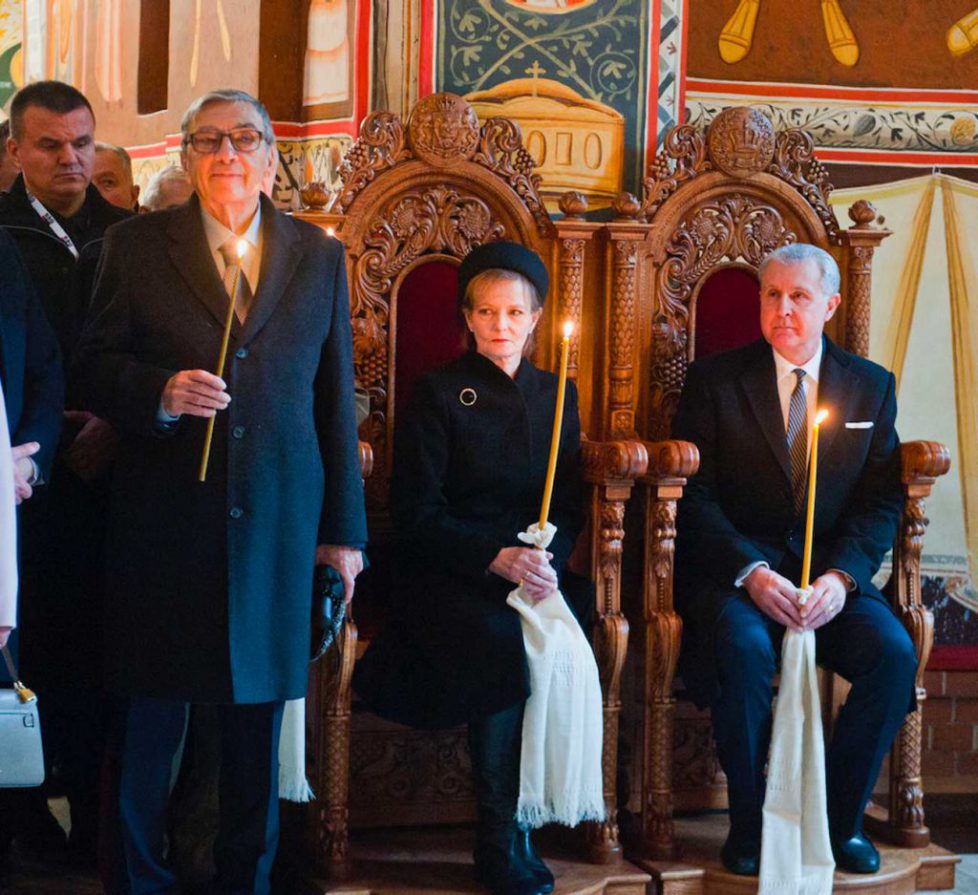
[720,835,760,876]
[514,828,554,893]
[833,833,880,874]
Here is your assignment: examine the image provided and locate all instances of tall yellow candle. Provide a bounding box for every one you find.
[199,238,247,483]
[799,408,829,589]
[538,321,574,529]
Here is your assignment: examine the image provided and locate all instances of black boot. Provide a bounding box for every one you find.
[468,704,545,895]
[514,828,554,893]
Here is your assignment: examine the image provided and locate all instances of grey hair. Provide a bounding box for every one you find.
[180,89,275,145]
[95,141,133,179]
[141,165,192,210]
[758,244,841,297]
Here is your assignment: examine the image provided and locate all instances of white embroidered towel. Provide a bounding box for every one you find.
[0,382,17,630]
[278,697,314,802]
[759,609,834,895]
[505,522,605,828]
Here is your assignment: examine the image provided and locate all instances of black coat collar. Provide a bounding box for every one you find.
[165,193,302,344]
[0,174,129,249]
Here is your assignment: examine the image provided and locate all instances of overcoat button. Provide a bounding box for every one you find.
[229,507,243,519]
[236,347,249,359]
[232,426,246,439]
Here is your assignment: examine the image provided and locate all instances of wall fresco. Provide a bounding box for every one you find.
[436,0,650,200]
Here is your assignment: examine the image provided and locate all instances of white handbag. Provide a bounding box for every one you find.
[0,646,45,788]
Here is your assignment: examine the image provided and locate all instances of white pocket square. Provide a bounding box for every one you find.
[845,421,874,429]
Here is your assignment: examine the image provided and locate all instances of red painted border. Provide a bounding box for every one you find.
[677,0,688,127]
[686,77,978,106]
[644,1,661,167]
[419,0,436,97]
[818,148,978,166]
[355,0,372,128]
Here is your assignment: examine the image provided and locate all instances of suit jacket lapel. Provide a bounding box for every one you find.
[166,195,242,339]
[816,337,860,461]
[740,341,793,484]
[240,195,302,343]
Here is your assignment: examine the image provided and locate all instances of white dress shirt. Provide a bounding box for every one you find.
[200,202,264,293]
[157,203,264,425]
[734,341,854,592]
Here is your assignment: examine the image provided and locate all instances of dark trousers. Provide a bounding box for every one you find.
[118,696,283,895]
[712,594,916,844]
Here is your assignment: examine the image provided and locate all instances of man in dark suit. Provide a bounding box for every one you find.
[74,88,366,895]
[0,226,63,640]
[1,81,131,861]
[673,244,916,876]
[0,227,63,863]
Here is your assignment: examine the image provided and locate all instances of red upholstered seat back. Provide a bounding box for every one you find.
[692,265,762,360]
[358,259,466,641]
[393,260,466,420]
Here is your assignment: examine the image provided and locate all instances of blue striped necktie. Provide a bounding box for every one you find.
[786,368,808,516]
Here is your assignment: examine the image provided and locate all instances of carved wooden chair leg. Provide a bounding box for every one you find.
[869,441,950,847]
[639,440,698,860]
[582,440,647,864]
[314,617,358,878]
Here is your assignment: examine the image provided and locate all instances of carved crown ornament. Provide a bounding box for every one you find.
[639,107,840,242]
[336,93,552,238]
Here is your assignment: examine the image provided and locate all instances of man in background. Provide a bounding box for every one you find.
[0,121,19,191]
[140,164,194,212]
[0,80,130,863]
[93,142,140,212]
[0,224,64,865]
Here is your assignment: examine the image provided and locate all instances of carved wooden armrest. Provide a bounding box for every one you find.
[900,440,951,488]
[640,439,700,484]
[358,440,374,479]
[871,440,950,848]
[581,438,648,484]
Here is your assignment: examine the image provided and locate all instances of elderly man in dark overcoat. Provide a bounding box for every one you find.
[74,89,366,895]
[673,244,916,877]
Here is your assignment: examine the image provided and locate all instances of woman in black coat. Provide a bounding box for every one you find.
[355,242,583,895]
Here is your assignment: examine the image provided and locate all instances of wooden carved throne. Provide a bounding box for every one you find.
[295,93,648,879]
[590,107,951,863]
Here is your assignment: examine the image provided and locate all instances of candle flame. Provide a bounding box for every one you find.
[326,226,336,237]
[562,320,574,339]
[814,408,829,427]
[236,239,248,260]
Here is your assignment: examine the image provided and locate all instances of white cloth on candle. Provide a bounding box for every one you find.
[0,381,18,629]
[759,597,834,895]
[278,697,314,802]
[505,522,605,829]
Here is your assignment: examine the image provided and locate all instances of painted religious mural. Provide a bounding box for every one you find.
[686,1,978,166]
[434,0,652,207]
[0,0,21,108]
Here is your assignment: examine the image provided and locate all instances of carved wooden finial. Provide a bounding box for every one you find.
[300,182,333,211]
[848,199,879,228]
[559,191,588,219]
[613,192,641,220]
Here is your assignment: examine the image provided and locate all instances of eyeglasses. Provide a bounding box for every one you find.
[186,128,266,154]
